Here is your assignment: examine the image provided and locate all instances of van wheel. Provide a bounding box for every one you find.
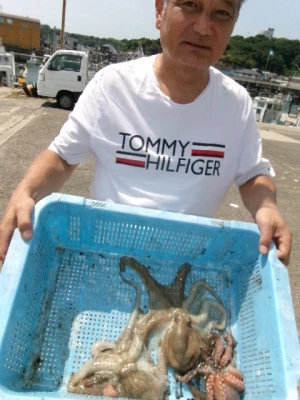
[57,91,75,110]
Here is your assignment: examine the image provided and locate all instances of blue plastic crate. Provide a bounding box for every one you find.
[0,193,299,400]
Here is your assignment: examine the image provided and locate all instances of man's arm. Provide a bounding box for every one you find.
[239,175,292,266]
[0,149,78,262]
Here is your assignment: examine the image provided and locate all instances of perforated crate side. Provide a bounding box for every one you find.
[33,194,261,268]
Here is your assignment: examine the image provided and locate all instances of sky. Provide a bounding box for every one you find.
[0,0,299,41]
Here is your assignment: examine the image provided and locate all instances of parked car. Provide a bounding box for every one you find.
[37,49,90,110]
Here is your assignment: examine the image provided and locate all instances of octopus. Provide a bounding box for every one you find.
[119,257,244,399]
[67,277,170,399]
[118,256,228,375]
[175,333,245,400]
[68,257,242,400]
[119,256,227,333]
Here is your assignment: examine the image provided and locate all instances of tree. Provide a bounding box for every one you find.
[222,34,300,75]
[40,25,300,76]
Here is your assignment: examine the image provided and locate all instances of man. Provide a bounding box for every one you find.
[0,0,292,265]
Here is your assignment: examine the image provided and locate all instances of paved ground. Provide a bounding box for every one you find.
[0,87,299,395]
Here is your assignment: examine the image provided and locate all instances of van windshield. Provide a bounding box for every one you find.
[48,54,82,72]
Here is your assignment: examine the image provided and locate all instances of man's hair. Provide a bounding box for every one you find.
[238,0,245,9]
[163,0,245,10]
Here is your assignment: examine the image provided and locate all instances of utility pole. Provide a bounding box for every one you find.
[60,0,66,49]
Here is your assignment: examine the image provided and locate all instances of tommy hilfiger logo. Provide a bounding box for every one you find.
[116,151,147,168]
[116,132,225,176]
[191,142,225,158]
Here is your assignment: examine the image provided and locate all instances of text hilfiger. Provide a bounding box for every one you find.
[116,132,225,176]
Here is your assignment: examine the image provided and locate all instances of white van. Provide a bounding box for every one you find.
[0,48,16,88]
[37,50,89,110]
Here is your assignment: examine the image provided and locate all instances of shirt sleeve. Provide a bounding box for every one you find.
[235,95,275,186]
[48,71,104,165]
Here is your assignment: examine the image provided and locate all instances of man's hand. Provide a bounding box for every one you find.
[239,175,292,266]
[255,206,292,266]
[0,193,35,262]
[0,150,78,263]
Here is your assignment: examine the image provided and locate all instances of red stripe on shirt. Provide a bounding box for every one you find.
[192,150,224,158]
[116,158,146,168]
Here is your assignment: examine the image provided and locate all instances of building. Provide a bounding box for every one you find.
[234,68,263,80]
[0,12,40,51]
[259,28,275,39]
[252,94,300,126]
[253,96,283,123]
[51,30,78,53]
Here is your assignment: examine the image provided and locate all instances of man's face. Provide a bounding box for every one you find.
[156,0,239,69]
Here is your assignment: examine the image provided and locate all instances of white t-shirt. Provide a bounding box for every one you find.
[49,55,274,217]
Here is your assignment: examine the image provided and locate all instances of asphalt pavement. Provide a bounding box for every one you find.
[0,87,299,395]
